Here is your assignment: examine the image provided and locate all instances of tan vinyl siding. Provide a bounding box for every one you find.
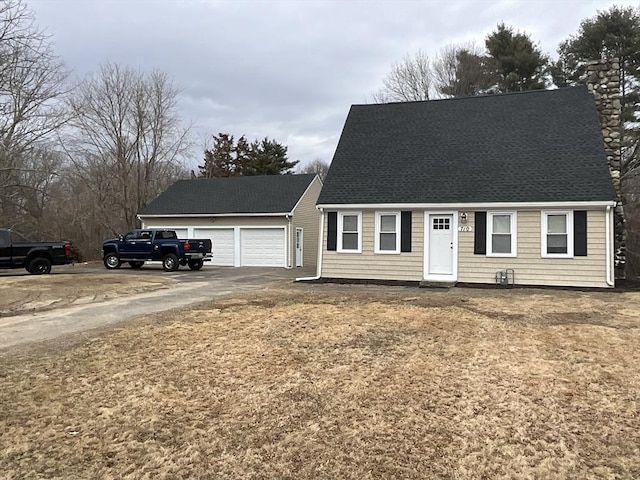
[291,176,322,267]
[322,210,423,281]
[458,209,610,288]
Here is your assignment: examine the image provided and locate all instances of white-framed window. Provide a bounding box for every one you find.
[541,211,573,258]
[487,212,517,257]
[337,211,362,253]
[375,212,400,254]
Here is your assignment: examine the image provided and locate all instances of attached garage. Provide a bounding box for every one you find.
[138,174,323,269]
[240,228,286,267]
[193,228,235,266]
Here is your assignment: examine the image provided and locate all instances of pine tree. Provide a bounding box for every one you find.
[244,137,299,176]
[556,6,640,158]
[485,23,549,92]
[199,133,238,177]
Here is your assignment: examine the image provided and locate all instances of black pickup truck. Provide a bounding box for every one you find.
[0,228,73,274]
[102,229,213,272]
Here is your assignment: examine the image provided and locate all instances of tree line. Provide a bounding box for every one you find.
[198,134,298,177]
[0,0,196,259]
[373,6,640,277]
[197,134,330,179]
[0,0,314,260]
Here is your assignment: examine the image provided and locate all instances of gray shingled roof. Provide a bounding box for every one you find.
[139,174,316,215]
[317,86,617,205]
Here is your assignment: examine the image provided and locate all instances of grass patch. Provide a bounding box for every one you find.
[1,285,639,479]
[0,273,174,317]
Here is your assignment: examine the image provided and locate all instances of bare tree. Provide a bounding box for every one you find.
[432,43,497,98]
[0,0,70,229]
[372,50,432,103]
[298,158,330,181]
[65,63,192,238]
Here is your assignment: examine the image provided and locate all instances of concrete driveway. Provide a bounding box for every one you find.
[0,264,315,349]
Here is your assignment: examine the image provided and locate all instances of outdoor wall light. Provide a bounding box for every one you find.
[460,212,468,224]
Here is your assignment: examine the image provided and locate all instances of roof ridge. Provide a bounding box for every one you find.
[185,173,316,181]
[354,85,586,108]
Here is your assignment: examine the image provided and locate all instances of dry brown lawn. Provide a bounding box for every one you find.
[0,272,174,317]
[1,283,639,479]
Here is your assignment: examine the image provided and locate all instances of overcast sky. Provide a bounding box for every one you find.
[29,0,636,170]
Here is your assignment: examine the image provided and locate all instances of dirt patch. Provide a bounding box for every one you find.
[0,273,175,317]
[1,284,639,479]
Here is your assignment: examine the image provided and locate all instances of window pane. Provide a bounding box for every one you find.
[342,233,358,250]
[380,233,396,251]
[380,215,396,233]
[492,215,511,234]
[343,215,357,232]
[547,215,566,234]
[492,234,511,254]
[547,234,567,254]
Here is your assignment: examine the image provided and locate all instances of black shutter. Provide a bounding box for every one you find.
[327,211,337,251]
[401,211,412,252]
[574,210,587,256]
[474,211,487,254]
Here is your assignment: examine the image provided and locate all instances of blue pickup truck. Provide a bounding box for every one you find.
[102,229,213,272]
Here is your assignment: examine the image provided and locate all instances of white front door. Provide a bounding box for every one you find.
[428,214,454,276]
[295,228,303,267]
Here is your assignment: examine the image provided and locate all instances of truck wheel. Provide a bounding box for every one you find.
[162,253,179,272]
[129,261,144,269]
[28,257,52,275]
[103,253,122,269]
[188,259,204,270]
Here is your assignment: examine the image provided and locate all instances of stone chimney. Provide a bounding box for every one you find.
[584,58,625,276]
[584,58,622,192]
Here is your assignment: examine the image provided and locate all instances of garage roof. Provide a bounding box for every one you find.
[139,174,317,215]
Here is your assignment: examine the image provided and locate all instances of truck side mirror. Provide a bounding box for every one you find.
[118,234,124,241]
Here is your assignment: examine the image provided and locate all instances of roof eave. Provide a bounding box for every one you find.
[137,212,293,218]
[316,200,618,209]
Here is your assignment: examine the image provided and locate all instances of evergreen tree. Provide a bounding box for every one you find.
[199,133,244,177]
[234,135,250,175]
[244,137,299,176]
[556,6,640,160]
[199,134,297,177]
[485,23,549,92]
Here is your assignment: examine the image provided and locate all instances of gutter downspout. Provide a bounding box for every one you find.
[296,207,323,281]
[606,205,615,287]
[286,214,292,269]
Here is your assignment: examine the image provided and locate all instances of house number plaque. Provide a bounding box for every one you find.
[458,226,473,232]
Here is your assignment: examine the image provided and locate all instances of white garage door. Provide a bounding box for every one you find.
[172,228,188,239]
[194,228,235,266]
[240,228,285,267]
